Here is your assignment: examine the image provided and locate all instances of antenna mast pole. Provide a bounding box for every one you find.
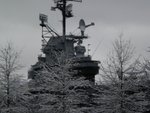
[62,0,66,41]
[51,0,82,51]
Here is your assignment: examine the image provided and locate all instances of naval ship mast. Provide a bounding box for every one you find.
[28,0,99,82]
[51,0,82,55]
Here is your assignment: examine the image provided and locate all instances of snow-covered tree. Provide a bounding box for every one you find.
[98,36,147,113]
[28,52,97,113]
[139,59,150,113]
[0,43,27,113]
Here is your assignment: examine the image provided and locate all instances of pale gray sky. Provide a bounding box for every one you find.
[0,0,150,77]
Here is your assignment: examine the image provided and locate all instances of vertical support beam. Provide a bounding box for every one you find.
[62,0,66,42]
[62,0,67,57]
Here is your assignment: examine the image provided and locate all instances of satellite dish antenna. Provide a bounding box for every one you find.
[79,19,86,36]
[66,4,73,12]
[65,4,73,17]
[79,19,95,36]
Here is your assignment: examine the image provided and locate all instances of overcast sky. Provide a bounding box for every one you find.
[0,0,150,78]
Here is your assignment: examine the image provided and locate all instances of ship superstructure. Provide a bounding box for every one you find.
[28,0,99,83]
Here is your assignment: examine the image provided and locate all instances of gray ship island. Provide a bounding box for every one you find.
[28,0,99,84]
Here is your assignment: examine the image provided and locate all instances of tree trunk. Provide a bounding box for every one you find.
[6,73,10,108]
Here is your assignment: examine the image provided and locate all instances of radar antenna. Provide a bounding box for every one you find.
[79,19,95,36]
[39,14,59,50]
